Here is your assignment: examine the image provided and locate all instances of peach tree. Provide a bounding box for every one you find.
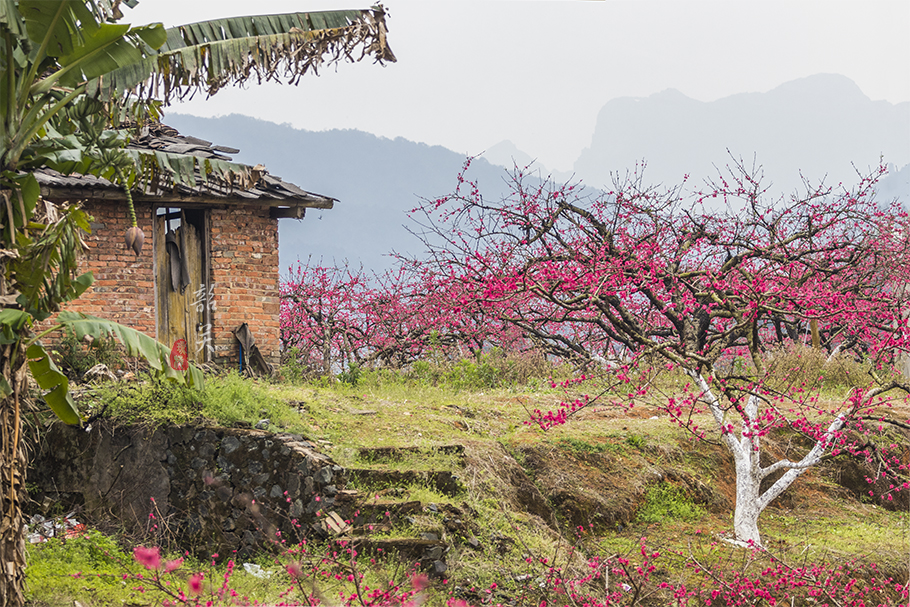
[409,159,910,546]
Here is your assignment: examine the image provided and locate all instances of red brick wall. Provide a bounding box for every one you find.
[61,200,280,370]
[210,206,280,367]
[64,199,157,337]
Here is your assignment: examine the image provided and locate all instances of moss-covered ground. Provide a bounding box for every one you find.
[25,360,910,606]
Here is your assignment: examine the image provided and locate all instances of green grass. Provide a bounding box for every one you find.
[339,447,464,472]
[25,532,427,607]
[40,356,910,606]
[24,532,286,606]
[624,433,647,450]
[635,482,708,524]
[268,379,545,450]
[762,503,909,559]
[553,436,624,457]
[26,531,129,605]
[83,371,311,433]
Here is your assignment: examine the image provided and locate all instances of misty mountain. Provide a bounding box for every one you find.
[878,163,910,209]
[164,114,513,273]
[572,74,909,196]
[481,140,574,183]
[165,74,908,272]
[481,140,536,173]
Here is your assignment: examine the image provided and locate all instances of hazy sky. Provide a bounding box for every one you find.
[125,1,910,172]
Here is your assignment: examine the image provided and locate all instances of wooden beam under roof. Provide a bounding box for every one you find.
[38,185,335,210]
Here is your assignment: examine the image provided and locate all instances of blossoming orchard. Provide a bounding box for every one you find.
[281,160,910,549]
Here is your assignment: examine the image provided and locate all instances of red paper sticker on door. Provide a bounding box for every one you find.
[169,338,189,371]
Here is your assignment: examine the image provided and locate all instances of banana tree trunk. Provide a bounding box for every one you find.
[0,340,29,607]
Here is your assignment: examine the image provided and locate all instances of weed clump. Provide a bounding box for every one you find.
[91,374,201,426]
[407,349,562,391]
[87,371,305,432]
[555,437,619,456]
[26,531,126,603]
[284,348,566,391]
[636,482,706,524]
[53,328,124,379]
[763,343,857,389]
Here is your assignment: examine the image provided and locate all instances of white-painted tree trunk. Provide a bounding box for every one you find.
[900,292,909,380]
[688,371,845,547]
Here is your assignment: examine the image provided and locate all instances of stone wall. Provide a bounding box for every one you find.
[29,422,343,557]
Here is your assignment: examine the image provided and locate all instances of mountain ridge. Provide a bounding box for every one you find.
[164,114,514,272]
[164,74,908,271]
[573,73,909,193]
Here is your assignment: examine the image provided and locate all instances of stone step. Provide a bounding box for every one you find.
[357,444,466,464]
[348,535,450,578]
[312,506,451,577]
[334,491,481,543]
[356,499,423,520]
[346,469,463,497]
[334,491,426,526]
[327,446,473,579]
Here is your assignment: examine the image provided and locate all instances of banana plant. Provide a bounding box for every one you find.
[1,0,167,171]
[0,2,394,603]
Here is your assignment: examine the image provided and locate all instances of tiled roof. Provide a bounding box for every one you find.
[35,123,334,211]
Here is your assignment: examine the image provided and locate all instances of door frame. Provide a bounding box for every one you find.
[153,205,214,363]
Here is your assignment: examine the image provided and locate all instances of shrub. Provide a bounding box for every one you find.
[338,362,363,386]
[625,434,647,450]
[26,531,129,604]
[555,437,618,456]
[201,372,289,427]
[404,349,562,391]
[93,374,201,426]
[763,342,871,391]
[53,328,124,379]
[279,346,310,384]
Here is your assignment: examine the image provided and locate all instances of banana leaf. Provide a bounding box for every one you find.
[90,8,395,102]
[56,311,204,388]
[27,343,80,425]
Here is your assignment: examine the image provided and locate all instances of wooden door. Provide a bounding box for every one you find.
[155,208,212,364]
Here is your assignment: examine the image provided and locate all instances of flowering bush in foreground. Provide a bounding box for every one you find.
[94,540,429,607]
[119,538,906,606]
[30,509,908,606]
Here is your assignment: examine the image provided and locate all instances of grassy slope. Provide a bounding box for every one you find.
[279,373,909,595]
[26,370,910,605]
[284,373,908,587]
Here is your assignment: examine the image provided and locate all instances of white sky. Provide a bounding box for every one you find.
[125,0,910,172]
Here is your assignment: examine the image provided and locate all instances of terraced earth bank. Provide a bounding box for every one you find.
[27,417,908,584]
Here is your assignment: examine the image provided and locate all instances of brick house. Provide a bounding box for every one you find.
[34,124,334,371]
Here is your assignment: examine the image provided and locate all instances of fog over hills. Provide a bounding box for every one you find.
[572,74,909,196]
[166,74,908,273]
[878,163,910,210]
